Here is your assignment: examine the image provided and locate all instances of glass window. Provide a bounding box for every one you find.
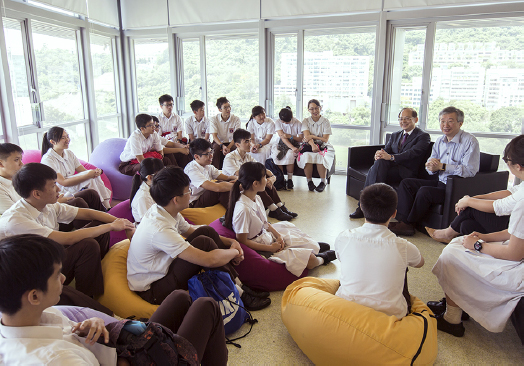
[331,128,370,170]
[274,34,297,116]
[90,33,117,117]
[134,39,170,114]
[2,18,33,127]
[303,28,376,126]
[388,27,426,124]
[64,123,88,161]
[32,21,84,126]
[96,117,120,144]
[18,133,39,152]
[428,19,524,135]
[205,37,259,119]
[182,39,201,115]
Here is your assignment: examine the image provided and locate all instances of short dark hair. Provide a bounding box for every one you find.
[159,94,174,105]
[0,143,23,161]
[233,129,251,144]
[503,134,524,167]
[307,99,321,108]
[190,100,205,112]
[189,138,212,157]
[136,114,153,129]
[150,166,190,207]
[279,106,293,122]
[216,97,229,110]
[152,116,160,123]
[359,183,398,224]
[13,163,57,199]
[398,108,418,119]
[439,106,464,123]
[0,234,64,315]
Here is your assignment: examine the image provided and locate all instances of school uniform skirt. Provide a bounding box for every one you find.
[296,142,335,171]
[248,144,273,165]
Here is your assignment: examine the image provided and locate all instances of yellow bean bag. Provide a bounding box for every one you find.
[281,277,438,365]
[97,240,158,319]
[181,204,226,225]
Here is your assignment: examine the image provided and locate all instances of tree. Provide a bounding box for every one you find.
[489,106,524,133]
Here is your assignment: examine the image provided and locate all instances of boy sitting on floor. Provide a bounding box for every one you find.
[222,129,297,221]
[119,114,176,176]
[335,183,425,319]
[184,138,237,209]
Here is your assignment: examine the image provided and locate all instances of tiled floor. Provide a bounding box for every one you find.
[226,174,524,365]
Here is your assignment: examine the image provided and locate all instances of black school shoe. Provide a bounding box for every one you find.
[308,181,316,191]
[435,313,465,337]
[242,284,269,299]
[315,182,326,192]
[427,298,470,320]
[280,205,298,218]
[318,242,331,252]
[268,207,293,221]
[241,292,271,311]
[316,250,336,265]
[349,206,364,219]
[287,179,294,189]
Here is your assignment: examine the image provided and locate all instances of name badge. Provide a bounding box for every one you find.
[229,128,234,133]
[202,130,206,135]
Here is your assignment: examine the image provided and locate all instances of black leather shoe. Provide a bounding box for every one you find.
[242,284,269,299]
[241,292,271,311]
[435,313,465,337]
[308,181,316,191]
[280,205,298,218]
[349,207,364,219]
[427,298,470,320]
[287,179,294,189]
[268,207,293,221]
[318,242,330,252]
[316,250,336,265]
[315,182,326,192]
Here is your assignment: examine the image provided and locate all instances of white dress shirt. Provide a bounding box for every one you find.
[184,160,221,203]
[157,112,184,139]
[0,176,21,215]
[185,115,210,139]
[222,149,257,176]
[0,199,78,239]
[120,129,163,162]
[209,114,241,143]
[127,204,193,291]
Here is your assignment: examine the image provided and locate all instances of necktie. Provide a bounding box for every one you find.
[400,133,408,147]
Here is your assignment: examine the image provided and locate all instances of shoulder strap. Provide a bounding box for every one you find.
[410,311,430,365]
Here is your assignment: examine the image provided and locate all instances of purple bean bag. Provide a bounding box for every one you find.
[108,199,134,248]
[22,150,113,202]
[89,138,133,201]
[208,219,308,292]
[55,306,117,325]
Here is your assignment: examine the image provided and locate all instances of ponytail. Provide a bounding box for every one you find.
[129,158,165,207]
[41,127,64,157]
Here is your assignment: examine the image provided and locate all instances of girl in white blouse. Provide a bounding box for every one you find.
[299,99,335,193]
[41,127,112,210]
[130,157,164,223]
[271,106,303,190]
[224,162,336,277]
[246,106,275,164]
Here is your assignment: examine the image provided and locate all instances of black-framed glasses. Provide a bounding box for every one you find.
[163,103,174,107]
[199,151,214,156]
[502,157,511,164]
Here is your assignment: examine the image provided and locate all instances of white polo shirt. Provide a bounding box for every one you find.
[275,117,302,136]
[131,181,155,223]
[302,116,332,136]
[127,204,193,291]
[0,176,21,215]
[157,112,184,138]
[247,117,275,144]
[183,160,221,203]
[120,129,163,162]
[222,149,257,176]
[185,115,210,139]
[0,307,116,365]
[0,199,78,239]
[209,114,241,143]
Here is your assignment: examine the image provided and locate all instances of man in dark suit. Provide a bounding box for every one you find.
[350,108,431,218]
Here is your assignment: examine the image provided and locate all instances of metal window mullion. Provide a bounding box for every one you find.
[419,22,436,131]
[168,28,179,114]
[173,32,184,115]
[259,20,267,111]
[200,36,208,117]
[296,29,304,121]
[128,38,139,124]
[111,37,123,137]
[370,12,387,145]
[266,31,275,118]
[79,28,97,154]
[24,18,43,126]
[0,16,19,144]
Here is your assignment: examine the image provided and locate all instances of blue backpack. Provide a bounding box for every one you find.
[188,270,257,344]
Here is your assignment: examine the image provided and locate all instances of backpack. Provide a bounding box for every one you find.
[265,158,286,190]
[105,320,198,366]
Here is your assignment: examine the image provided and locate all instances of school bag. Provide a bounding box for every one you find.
[188,270,257,345]
[265,158,286,190]
[105,319,199,365]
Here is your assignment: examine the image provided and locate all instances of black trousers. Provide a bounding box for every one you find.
[364,159,404,188]
[397,178,446,224]
[450,207,510,235]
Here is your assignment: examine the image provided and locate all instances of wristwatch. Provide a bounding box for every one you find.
[474,240,483,253]
[390,155,395,161]
[441,163,446,171]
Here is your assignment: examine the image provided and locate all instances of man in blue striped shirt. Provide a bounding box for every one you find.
[389,107,480,236]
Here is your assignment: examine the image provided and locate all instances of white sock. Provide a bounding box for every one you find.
[443,304,462,324]
[276,202,283,208]
[287,173,293,180]
[307,178,312,182]
[235,284,244,296]
[321,178,326,183]
[317,256,324,265]
[269,203,278,211]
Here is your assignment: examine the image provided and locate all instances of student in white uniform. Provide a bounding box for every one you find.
[130,158,165,223]
[152,116,192,169]
[299,99,336,193]
[157,94,184,141]
[246,106,275,164]
[41,127,112,210]
[185,100,210,142]
[429,135,524,337]
[271,106,303,190]
[0,143,23,214]
[224,162,336,277]
[209,97,241,169]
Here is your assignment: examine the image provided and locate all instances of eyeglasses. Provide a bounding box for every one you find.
[222,106,232,111]
[163,103,174,107]
[308,107,321,112]
[145,123,155,128]
[179,187,192,196]
[199,151,214,156]
[154,124,160,128]
[502,157,512,164]
[398,117,413,122]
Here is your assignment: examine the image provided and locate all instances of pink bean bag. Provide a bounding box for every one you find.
[208,219,308,292]
[107,199,134,248]
[21,150,113,202]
